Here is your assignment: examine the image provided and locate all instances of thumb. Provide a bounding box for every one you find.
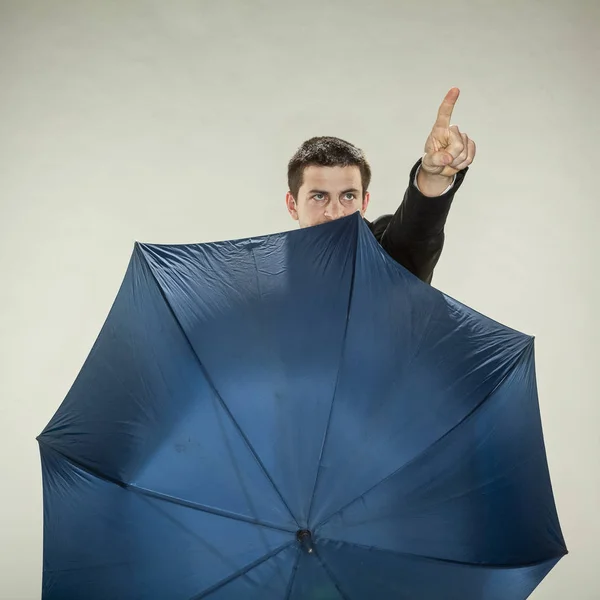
[426,151,453,167]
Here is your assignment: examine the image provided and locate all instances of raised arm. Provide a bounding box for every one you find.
[376,88,476,283]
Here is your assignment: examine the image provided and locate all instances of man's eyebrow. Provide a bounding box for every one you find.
[307,188,360,194]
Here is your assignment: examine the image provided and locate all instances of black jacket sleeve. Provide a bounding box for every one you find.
[368,158,469,284]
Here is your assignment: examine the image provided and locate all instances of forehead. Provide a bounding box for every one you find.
[300,165,362,191]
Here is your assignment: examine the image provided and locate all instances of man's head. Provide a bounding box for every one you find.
[286,136,371,228]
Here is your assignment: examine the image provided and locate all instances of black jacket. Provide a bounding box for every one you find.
[367,158,469,284]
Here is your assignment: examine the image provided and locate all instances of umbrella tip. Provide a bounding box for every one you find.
[296,529,314,554]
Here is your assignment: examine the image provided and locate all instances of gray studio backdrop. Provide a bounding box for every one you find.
[1,1,598,599]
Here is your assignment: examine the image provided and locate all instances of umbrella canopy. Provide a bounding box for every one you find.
[38,212,567,599]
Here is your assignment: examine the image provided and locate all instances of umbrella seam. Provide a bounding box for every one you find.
[128,484,298,533]
[315,537,567,569]
[137,245,301,529]
[187,541,294,600]
[37,439,296,534]
[283,547,301,600]
[313,339,536,531]
[305,217,360,527]
[313,549,354,600]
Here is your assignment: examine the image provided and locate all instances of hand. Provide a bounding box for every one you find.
[420,88,476,178]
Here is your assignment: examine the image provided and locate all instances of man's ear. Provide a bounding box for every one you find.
[286,192,299,220]
[361,191,371,216]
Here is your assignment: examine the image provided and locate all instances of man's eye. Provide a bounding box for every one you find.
[344,193,356,201]
[313,194,325,201]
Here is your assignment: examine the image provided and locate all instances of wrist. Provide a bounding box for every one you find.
[416,166,453,197]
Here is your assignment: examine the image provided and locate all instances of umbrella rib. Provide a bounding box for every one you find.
[305,223,359,526]
[127,484,297,533]
[139,249,300,529]
[313,550,353,600]
[38,440,296,534]
[316,538,567,569]
[187,541,294,600]
[313,342,534,531]
[283,547,301,600]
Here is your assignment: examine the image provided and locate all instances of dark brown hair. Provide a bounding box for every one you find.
[287,136,372,199]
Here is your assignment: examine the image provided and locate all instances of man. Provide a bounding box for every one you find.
[285,88,476,283]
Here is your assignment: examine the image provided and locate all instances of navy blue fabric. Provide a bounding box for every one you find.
[38,213,567,599]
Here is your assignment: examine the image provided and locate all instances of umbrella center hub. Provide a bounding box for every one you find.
[296,529,314,554]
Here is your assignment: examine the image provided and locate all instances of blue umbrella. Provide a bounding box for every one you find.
[38,213,567,599]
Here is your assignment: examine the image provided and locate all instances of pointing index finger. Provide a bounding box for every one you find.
[434,87,460,128]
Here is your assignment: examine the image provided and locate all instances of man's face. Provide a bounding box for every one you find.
[286,165,370,228]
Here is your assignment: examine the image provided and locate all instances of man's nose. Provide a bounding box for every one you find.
[325,201,344,220]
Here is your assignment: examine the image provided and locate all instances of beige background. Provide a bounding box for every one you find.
[1,1,598,598]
